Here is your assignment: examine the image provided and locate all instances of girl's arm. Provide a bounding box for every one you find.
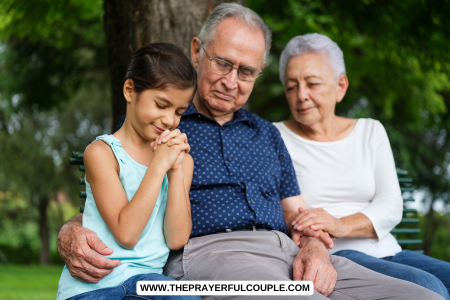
[163,153,194,250]
[85,140,187,249]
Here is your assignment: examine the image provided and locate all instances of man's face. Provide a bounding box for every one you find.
[191,17,266,119]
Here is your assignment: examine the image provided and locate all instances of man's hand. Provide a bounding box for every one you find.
[57,214,121,283]
[293,236,337,296]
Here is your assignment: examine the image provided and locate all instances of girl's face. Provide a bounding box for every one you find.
[124,81,193,142]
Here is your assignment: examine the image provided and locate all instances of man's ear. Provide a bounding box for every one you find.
[336,75,349,103]
[191,37,201,68]
[123,79,134,104]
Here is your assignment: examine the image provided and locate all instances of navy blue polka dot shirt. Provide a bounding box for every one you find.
[116,103,300,237]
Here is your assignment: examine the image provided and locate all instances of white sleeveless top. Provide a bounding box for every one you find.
[274,119,403,258]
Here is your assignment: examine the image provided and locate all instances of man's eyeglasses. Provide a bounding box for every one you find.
[199,39,262,82]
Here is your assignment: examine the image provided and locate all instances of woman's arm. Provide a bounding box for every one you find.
[358,121,403,239]
[292,209,377,238]
[85,139,188,249]
[163,153,194,250]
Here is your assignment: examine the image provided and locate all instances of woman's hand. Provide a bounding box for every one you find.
[292,207,345,238]
[151,129,190,173]
[291,225,335,249]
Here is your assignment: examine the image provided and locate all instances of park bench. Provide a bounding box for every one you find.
[70,151,422,251]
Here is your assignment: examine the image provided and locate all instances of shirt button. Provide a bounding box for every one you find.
[227,157,232,162]
[221,127,225,131]
[250,199,254,204]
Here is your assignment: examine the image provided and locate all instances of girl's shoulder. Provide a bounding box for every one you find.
[84,138,118,171]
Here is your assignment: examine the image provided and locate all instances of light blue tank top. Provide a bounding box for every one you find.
[57,134,170,300]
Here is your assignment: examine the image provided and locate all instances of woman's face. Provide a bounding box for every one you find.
[284,53,348,126]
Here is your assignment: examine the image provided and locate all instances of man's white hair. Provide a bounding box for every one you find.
[198,2,272,65]
[279,33,346,86]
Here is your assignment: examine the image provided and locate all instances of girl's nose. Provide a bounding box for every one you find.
[161,114,174,128]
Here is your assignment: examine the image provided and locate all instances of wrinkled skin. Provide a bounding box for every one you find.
[57,215,120,283]
[294,234,337,296]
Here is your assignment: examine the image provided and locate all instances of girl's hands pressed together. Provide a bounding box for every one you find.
[150,129,190,173]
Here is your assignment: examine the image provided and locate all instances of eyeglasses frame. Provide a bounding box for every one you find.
[198,39,262,82]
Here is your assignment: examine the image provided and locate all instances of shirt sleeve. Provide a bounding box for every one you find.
[360,120,403,241]
[116,115,126,131]
[274,128,301,199]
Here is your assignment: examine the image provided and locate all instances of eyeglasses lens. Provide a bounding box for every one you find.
[211,59,259,81]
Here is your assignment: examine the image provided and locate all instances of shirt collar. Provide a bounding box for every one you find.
[182,102,254,128]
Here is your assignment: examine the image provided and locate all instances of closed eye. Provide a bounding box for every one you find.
[155,102,166,109]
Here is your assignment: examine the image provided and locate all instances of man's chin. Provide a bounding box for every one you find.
[202,99,235,115]
[209,103,239,117]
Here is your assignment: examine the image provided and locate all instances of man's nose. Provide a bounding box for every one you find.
[222,68,239,90]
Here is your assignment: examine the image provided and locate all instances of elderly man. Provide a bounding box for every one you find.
[57,3,443,300]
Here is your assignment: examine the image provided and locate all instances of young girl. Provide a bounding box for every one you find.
[57,43,200,300]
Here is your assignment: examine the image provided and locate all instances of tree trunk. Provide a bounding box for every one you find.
[103,0,245,129]
[38,194,51,265]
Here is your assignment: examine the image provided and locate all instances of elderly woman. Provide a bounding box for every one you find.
[273,33,450,299]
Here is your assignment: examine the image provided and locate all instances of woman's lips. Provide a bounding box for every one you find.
[298,107,315,113]
[152,124,165,133]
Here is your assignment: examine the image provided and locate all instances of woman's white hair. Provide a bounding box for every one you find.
[198,3,272,65]
[279,33,346,86]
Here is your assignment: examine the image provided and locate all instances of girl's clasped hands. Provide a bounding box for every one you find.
[150,129,190,173]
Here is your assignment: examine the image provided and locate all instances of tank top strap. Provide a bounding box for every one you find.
[95,134,127,165]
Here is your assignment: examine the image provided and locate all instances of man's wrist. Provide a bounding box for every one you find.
[300,234,327,249]
[58,214,83,236]
[283,211,297,235]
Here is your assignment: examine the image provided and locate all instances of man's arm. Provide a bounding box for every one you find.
[282,196,334,248]
[57,214,121,283]
[281,195,337,296]
[293,235,337,296]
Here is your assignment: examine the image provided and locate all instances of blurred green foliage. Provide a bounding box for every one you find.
[0,0,110,264]
[0,86,111,264]
[0,0,106,110]
[420,212,450,261]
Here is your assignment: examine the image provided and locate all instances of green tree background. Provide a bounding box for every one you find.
[0,0,449,267]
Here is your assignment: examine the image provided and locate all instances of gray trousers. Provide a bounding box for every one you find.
[163,230,443,300]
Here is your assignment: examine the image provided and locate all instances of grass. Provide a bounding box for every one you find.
[0,264,63,300]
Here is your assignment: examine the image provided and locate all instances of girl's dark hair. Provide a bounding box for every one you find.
[125,43,197,99]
